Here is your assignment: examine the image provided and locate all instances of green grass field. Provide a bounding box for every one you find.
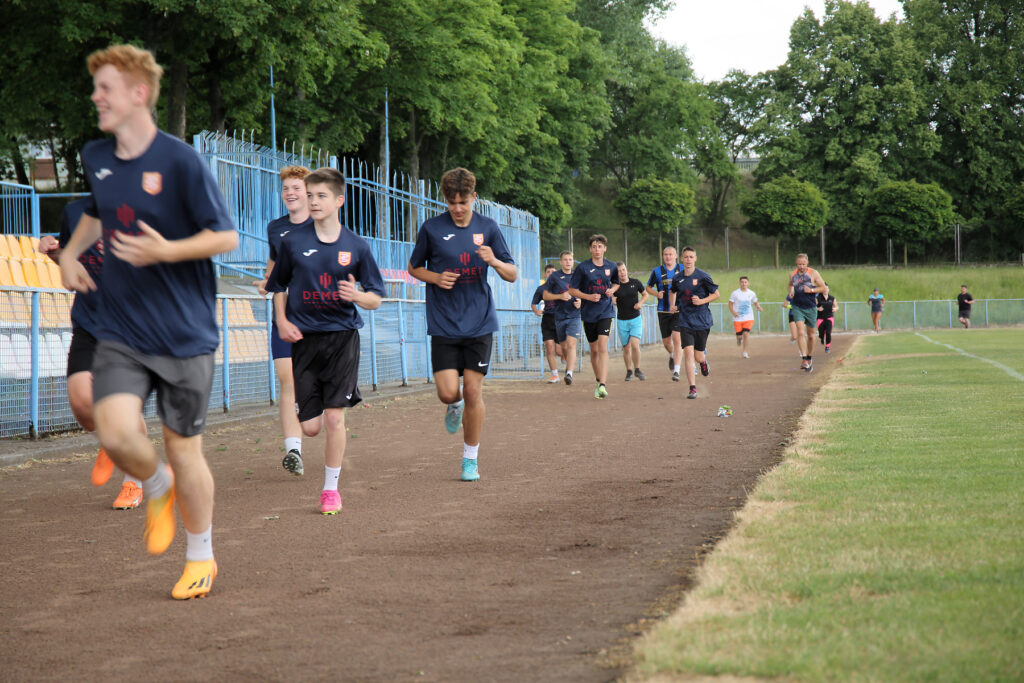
[632,329,1024,681]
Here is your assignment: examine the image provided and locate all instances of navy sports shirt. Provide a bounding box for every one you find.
[57,198,103,334]
[80,131,236,357]
[545,269,580,321]
[570,258,617,323]
[647,264,680,313]
[789,267,820,309]
[408,211,514,338]
[266,225,385,333]
[671,267,718,330]
[531,284,553,315]
[267,214,314,262]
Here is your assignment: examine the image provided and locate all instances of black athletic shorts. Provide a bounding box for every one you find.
[66,326,98,377]
[583,318,613,344]
[658,312,679,339]
[431,334,494,377]
[679,327,710,352]
[959,309,971,319]
[541,314,557,342]
[292,329,362,422]
[92,339,215,437]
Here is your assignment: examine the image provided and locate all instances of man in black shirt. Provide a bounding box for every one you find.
[957,285,975,329]
[613,262,648,381]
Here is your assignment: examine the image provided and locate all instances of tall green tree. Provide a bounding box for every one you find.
[865,180,954,264]
[741,176,829,267]
[612,177,695,252]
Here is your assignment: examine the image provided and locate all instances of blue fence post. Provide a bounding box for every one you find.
[29,291,40,438]
[30,189,40,238]
[369,308,379,390]
[985,300,989,326]
[398,299,409,386]
[266,298,276,404]
[222,298,231,411]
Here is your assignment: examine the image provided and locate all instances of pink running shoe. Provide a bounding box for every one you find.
[319,490,342,515]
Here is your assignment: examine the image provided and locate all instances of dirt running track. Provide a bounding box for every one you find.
[0,334,851,682]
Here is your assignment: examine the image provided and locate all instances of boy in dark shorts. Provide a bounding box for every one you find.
[669,247,719,399]
[59,45,238,599]
[646,246,682,379]
[532,264,562,383]
[266,167,384,514]
[408,168,517,481]
[253,165,314,475]
[957,285,974,328]
[568,234,619,399]
[543,251,582,385]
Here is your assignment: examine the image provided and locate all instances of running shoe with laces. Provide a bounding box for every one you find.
[144,468,176,555]
[700,360,710,377]
[597,383,608,399]
[319,490,342,515]
[444,401,464,434]
[282,449,304,476]
[547,373,560,383]
[460,457,480,481]
[672,371,680,382]
[800,359,809,371]
[91,448,114,486]
[825,345,831,353]
[804,359,813,373]
[687,387,698,399]
[112,481,143,509]
[625,370,633,382]
[171,559,217,600]
[635,368,646,381]
[564,372,573,386]
[742,352,749,359]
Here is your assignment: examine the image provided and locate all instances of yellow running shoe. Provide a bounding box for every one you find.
[112,481,143,509]
[171,559,217,600]
[144,469,176,555]
[91,448,114,486]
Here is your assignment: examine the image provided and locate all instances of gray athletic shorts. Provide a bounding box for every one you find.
[92,339,215,437]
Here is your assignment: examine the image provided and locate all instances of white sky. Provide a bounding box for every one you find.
[647,0,904,82]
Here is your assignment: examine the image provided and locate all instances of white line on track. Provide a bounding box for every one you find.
[915,332,1024,382]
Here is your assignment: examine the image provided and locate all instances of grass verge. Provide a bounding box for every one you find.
[631,329,1024,681]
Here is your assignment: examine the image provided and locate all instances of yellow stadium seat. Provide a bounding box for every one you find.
[2,290,32,326]
[8,260,29,288]
[20,260,42,288]
[1,235,21,259]
[46,262,63,289]
[18,235,37,259]
[40,293,70,328]
[0,258,15,287]
[229,299,259,327]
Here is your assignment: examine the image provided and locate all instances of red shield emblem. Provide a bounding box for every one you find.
[142,172,162,196]
[338,251,352,266]
[604,269,611,277]
[473,233,484,246]
[692,278,699,286]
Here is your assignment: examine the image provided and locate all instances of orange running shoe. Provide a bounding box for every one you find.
[91,448,114,486]
[112,481,143,509]
[171,559,217,600]
[144,468,176,555]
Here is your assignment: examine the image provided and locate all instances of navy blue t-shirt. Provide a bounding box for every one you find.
[647,264,681,313]
[58,198,102,334]
[80,131,236,357]
[408,211,515,338]
[267,214,313,262]
[531,284,553,315]
[671,267,718,330]
[266,224,385,333]
[570,258,617,323]
[545,269,580,321]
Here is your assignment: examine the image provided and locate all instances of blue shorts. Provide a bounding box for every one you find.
[270,322,292,360]
[554,317,581,343]
[617,316,642,346]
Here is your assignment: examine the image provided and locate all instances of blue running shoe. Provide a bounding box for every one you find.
[445,400,464,434]
[461,457,480,481]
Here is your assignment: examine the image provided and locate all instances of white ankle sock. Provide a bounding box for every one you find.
[143,466,171,499]
[674,365,681,373]
[284,437,302,454]
[323,466,341,491]
[124,474,142,486]
[463,443,479,460]
[185,526,214,562]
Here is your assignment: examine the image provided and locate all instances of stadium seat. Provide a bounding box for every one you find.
[9,333,32,379]
[40,293,71,328]
[20,260,43,288]
[46,262,63,288]
[0,258,15,287]
[7,259,29,288]
[41,332,66,376]
[1,235,22,259]
[229,299,259,327]
[1,291,32,327]
[18,236,37,260]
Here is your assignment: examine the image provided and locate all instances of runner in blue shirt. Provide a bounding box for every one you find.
[532,264,565,383]
[646,246,683,380]
[266,167,384,515]
[568,234,619,399]
[59,45,238,599]
[542,250,582,386]
[868,287,884,333]
[408,168,517,482]
[253,165,314,474]
[669,247,720,399]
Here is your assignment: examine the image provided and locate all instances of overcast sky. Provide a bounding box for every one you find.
[647,0,905,82]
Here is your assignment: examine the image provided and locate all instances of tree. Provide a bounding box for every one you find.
[865,180,954,265]
[612,177,695,254]
[741,176,829,268]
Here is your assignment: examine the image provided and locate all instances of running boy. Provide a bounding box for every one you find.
[728,275,762,359]
[613,262,647,381]
[646,246,683,380]
[532,264,562,383]
[266,167,384,514]
[817,285,836,353]
[543,251,582,386]
[669,247,719,399]
[408,168,517,481]
[59,44,238,599]
[957,285,974,328]
[253,165,314,475]
[568,234,618,399]
[788,253,827,372]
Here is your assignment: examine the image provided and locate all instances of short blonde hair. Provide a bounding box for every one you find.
[279,166,312,182]
[87,44,163,109]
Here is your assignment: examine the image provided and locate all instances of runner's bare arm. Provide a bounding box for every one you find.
[58,213,102,292]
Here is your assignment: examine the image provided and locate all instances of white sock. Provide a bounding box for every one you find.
[142,466,172,499]
[463,443,479,460]
[323,465,341,491]
[185,526,214,562]
[550,369,558,376]
[449,398,464,409]
[566,370,573,376]
[123,474,142,486]
[674,365,681,373]
[284,437,302,454]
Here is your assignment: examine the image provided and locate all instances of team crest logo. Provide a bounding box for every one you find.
[473,233,484,246]
[605,269,611,277]
[142,172,162,195]
[338,251,352,266]
[692,278,699,286]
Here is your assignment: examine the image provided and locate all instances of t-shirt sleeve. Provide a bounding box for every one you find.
[531,286,544,307]
[647,269,658,287]
[267,222,279,262]
[265,240,292,293]
[569,266,582,290]
[357,243,386,297]
[489,225,514,264]
[705,273,719,294]
[183,150,236,234]
[408,227,430,270]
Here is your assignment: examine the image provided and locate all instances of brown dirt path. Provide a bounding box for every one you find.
[0,334,852,682]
